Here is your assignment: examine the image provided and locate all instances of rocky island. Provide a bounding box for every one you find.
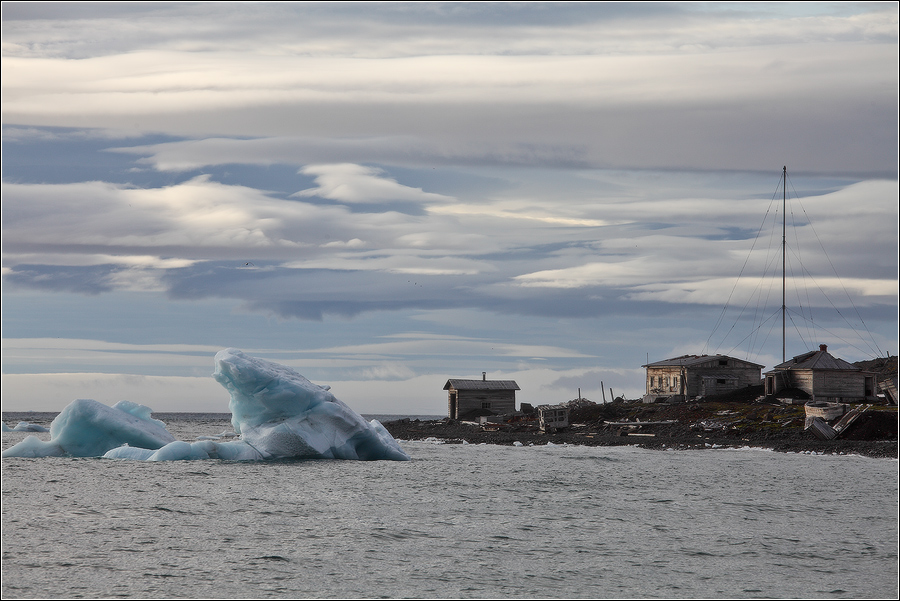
[384,385,898,459]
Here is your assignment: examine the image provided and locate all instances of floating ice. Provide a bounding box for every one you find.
[3,349,409,462]
[3,421,50,432]
[212,348,409,461]
[2,399,176,458]
[102,439,263,461]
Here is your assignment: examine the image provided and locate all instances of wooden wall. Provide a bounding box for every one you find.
[448,388,516,419]
[812,370,876,401]
[646,362,760,398]
[772,369,876,401]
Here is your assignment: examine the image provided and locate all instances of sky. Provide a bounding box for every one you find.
[2,2,898,415]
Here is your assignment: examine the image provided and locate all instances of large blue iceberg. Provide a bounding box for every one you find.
[212,348,408,461]
[3,349,409,461]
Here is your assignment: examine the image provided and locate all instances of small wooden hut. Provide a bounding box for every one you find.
[444,373,519,420]
[537,404,569,432]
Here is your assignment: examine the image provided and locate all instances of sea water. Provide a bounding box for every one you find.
[2,414,897,599]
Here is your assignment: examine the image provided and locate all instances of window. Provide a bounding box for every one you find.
[482,402,491,409]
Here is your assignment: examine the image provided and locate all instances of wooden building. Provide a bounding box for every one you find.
[537,404,569,432]
[642,354,763,402]
[444,373,520,420]
[764,344,877,403]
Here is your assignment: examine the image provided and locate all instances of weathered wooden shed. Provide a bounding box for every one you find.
[537,404,569,432]
[444,373,520,420]
[764,344,877,403]
[642,354,763,402]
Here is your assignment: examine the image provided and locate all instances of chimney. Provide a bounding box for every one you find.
[819,344,827,352]
[482,372,486,381]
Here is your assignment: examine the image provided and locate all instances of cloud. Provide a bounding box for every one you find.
[301,332,592,360]
[2,3,896,412]
[1,175,397,260]
[0,372,227,413]
[514,259,655,289]
[1,252,196,270]
[429,202,612,227]
[627,276,898,308]
[4,165,895,322]
[111,135,596,173]
[1,338,223,363]
[293,163,455,204]
[283,253,492,276]
[3,3,894,60]
[3,9,896,175]
[1,126,147,142]
[355,363,418,381]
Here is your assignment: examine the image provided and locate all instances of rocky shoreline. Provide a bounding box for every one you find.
[384,398,898,459]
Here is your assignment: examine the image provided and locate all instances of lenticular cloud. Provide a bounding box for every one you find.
[2,349,409,461]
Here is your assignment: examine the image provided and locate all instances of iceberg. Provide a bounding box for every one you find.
[212,348,409,461]
[3,349,409,462]
[102,439,263,461]
[3,421,50,432]
[2,399,176,458]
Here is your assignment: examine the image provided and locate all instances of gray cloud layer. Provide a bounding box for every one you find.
[2,2,896,411]
[3,3,897,175]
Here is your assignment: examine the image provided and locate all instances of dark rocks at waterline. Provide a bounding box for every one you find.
[383,401,897,459]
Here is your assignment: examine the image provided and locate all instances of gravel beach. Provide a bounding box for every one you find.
[384,399,898,459]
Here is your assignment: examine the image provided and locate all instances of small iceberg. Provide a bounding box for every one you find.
[3,349,409,462]
[2,400,176,458]
[2,421,50,433]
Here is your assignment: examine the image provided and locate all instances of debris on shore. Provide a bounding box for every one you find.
[383,387,897,459]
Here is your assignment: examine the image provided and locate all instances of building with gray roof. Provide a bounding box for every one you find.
[642,354,764,403]
[764,344,876,402]
[444,373,520,419]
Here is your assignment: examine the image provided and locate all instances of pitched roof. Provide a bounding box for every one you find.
[642,354,764,369]
[771,346,861,371]
[444,378,520,391]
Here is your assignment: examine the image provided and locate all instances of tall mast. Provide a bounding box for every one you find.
[782,165,786,363]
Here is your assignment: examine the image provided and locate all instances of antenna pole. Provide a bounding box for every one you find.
[782,165,786,363]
